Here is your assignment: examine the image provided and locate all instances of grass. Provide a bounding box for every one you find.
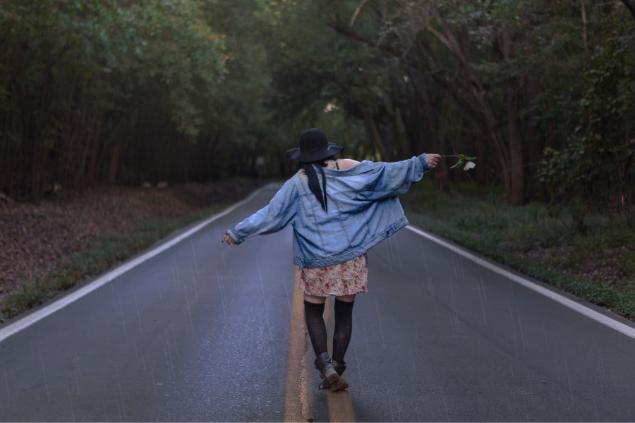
[401,179,635,321]
[0,183,262,323]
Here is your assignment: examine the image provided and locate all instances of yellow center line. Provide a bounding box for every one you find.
[284,266,310,422]
[324,297,357,422]
[285,265,356,422]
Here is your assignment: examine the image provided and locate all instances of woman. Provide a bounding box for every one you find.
[222,128,440,392]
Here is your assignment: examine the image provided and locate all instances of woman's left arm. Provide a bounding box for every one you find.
[358,153,441,201]
[222,179,298,245]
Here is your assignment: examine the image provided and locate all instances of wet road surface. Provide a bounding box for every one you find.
[1,183,634,421]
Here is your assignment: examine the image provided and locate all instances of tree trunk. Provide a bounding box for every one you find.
[502,26,524,205]
[389,98,405,159]
[408,67,440,153]
[581,0,590,60]
[507,87,525,206]
[475,135,486,186]
[329,73,388,160]
[622,0,635,20]
[524,77,547,202]
[108,141,120,185]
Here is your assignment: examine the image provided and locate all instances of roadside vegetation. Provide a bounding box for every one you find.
[402,180,635,321]
[0,179,264,323]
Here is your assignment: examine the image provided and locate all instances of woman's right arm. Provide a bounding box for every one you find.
[223,179,298,245]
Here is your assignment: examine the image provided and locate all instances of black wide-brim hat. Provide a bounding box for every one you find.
[286,128,344,162]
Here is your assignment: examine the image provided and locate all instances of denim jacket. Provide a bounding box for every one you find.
[226,153,432,269]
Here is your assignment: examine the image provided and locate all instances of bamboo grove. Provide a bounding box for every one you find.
[1,0,634,210]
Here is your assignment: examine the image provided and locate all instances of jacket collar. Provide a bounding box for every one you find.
[310,161,374,177]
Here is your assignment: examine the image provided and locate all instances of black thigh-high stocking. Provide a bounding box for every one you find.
[332,298,355,364]
[304,300,328,356]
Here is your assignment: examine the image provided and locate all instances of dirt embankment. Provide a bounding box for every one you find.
[0,181,259,299]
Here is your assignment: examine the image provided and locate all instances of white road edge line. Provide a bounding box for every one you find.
[0,185,272,344]
[405,225,635,340]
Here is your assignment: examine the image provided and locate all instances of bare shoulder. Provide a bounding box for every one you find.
[336,159,360,170]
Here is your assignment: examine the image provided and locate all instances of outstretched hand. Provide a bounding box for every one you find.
[427,154,441,168]
[221,233,236,245]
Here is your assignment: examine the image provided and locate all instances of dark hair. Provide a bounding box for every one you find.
[300,156,335,211]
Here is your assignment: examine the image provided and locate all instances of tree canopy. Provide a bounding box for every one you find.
[1,0,633,210]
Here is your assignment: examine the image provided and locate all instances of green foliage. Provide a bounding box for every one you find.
[538,12,635,212]
[443,155,477,169]
[1,0,634,208]
[0,0,228,199]
[402,184,635,320]
[0,0,225,132]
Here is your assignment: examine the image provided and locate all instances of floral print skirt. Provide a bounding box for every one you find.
[299,253,368,297]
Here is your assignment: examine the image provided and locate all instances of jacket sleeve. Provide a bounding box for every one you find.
[359,153,432,201]
[225,179,298,244]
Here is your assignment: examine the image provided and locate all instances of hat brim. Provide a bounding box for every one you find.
[286,143,344,162]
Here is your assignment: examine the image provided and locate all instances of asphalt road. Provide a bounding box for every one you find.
[1,184,634,422]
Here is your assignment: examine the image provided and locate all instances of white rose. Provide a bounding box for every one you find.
[464,161,476,171]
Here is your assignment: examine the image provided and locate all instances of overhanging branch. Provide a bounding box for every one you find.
[622,0,635,19]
